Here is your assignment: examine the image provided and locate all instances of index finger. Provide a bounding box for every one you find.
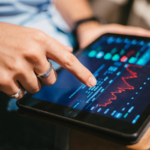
[46,37,97,87]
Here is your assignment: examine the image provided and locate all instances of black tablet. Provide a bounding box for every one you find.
[17,33,150,143]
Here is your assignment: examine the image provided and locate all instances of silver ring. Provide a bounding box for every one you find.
[8,88,22,99]
[37,62,53,79]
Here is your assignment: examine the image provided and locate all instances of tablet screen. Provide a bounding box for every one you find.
[33,34,150,125]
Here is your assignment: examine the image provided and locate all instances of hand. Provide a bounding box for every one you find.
[0,23,97,99]
[77,22,150,49]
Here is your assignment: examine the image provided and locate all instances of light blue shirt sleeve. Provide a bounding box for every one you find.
[0,0,74,69]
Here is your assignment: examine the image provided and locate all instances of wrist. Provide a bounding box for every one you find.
[77,21,102,48]
[72,17,101,50]
[77,21,101,37]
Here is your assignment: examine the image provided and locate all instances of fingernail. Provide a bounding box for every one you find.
[88,77,97,87]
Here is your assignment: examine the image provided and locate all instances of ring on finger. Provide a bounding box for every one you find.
[37,61,53,79]
[8,88,22,99]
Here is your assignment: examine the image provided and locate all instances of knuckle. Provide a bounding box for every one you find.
[24,49,41,64]
[64,53,76,68]
[29,51,40,61]
[13,62,25,75]
[6,58,19,72]
[5,57,24,74]
[32,30,47,43]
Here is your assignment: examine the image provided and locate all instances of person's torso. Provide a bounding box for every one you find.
[0,0,50,25]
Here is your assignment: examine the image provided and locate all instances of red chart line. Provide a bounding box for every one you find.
[99,64,142,107]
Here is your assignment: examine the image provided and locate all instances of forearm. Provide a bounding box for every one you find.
[54,0,93,29]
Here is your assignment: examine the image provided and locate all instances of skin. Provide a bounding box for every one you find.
[0,23,96,99]
[0,0,150,99]
[77,22,150,49]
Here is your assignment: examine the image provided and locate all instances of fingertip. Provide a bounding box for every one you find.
[87,76,97,87]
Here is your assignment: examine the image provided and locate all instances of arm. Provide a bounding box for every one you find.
[54,0,94,28]
[54,0,100,47]
[55,0,150,48]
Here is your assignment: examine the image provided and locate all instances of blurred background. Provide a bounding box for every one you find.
[89,0,150,30]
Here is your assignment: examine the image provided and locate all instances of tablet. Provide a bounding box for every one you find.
[17,33,150,143]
